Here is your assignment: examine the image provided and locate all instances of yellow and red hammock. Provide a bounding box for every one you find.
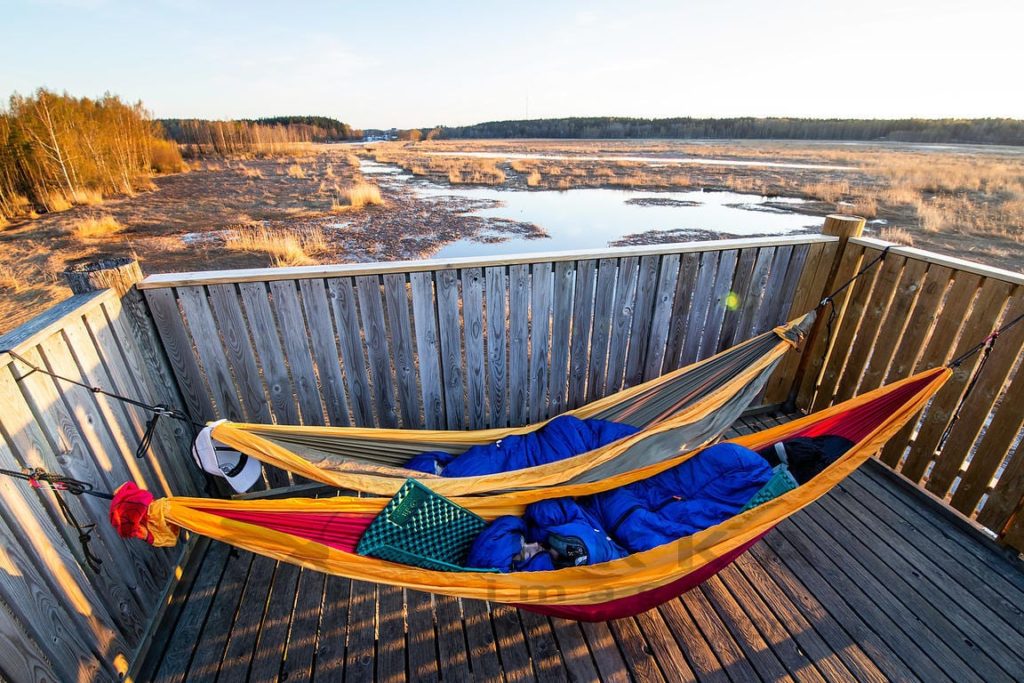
[126,366,948,621]
[209,314,814,497]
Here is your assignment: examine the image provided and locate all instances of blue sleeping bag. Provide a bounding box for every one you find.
[405,415,639,477]
[583,442,772,553]
[466,442,772,572]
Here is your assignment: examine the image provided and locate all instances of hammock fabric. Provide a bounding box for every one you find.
[117,366,949,621]
[209,314,814,497]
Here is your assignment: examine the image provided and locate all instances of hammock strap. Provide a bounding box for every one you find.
[947,310,1024,369]
[1,349,203,463]
[936,306,1024,453]
[937,324,1007,453]
[1,349,202,428]
[815,246,891,356]
[0,467,113,572]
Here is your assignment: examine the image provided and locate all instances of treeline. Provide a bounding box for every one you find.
[438,117,1024,146]
[254,116,355,140]
[161,116,357,157]
[0,89,183,222]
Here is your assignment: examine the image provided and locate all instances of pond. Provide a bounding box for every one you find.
[359,160,824,259]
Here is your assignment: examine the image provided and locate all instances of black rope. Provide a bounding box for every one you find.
[948,310,1024,368]
[0,467,113,573]
[936,309,1024,452]
[813,245,891,355]
[0,467,113,499]
[1,349,203,430]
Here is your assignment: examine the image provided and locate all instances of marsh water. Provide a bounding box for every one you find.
[359,159,823,258]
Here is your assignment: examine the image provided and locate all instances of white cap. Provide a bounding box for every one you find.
[191,423,263,493]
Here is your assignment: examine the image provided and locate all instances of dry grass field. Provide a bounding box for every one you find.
[1,138,1021,335]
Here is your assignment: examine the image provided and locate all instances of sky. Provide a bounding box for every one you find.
[2,0,1023,129]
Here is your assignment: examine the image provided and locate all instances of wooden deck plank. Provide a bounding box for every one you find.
[434,594,472,682]
[658,598,730,683]
[151,542,231,683]
[462,599,504,682]
[344,580,378,682]
[183,550,254,681]
[742,542,888,683]
[375,585,407,683]
[608,616,667,683]
[680,587,761,683]
[548,617,602,683]
[757,530,922,682]
[144,411,1024,683]
[280,568,328,683]
[313,575,353,681]
[405,590,439,683]
[726,555,855,683]
[578,621,629,683]
[249,561,302,682]
[217,554,277,680]
[774,521,954,681]
[632,608,697,682]
[852,465,1024,617]
[699,575,795,682]
[491,603,535,682]
[518,610,567,683]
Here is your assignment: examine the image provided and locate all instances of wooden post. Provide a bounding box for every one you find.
[65,257,206,492]
[62,257,145,297]
[779,215,865,411]
[819,214,866,281]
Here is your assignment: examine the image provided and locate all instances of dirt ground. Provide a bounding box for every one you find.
[1,139,1021,336]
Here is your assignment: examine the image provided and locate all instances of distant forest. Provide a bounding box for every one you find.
[1,89,183,222]
[438,117,1024,146]
[161,116,357,156]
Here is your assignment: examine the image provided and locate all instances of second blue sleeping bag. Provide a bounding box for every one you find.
[405,415,640,477]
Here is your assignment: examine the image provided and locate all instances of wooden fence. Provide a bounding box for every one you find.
[0,289,200,682]
[1,222,1023,680]
[138,235,832,489]
[783,236,1024,548]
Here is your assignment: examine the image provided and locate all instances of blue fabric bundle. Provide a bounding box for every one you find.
[583,442,773,553]
[466,442,773,572]
[405,415,640,477]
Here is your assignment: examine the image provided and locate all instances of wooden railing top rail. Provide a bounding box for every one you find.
[0,288,116,367]
[850,236,1024,285]
[137,234,838,289]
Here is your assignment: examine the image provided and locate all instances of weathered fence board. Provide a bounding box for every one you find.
[0,288,199,681]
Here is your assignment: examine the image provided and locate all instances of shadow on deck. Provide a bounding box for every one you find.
[141,413,1024,683]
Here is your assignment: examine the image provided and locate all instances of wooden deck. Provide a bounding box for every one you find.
[140,413,1024,683]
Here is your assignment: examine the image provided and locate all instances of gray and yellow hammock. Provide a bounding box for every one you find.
[209,313,815,497]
